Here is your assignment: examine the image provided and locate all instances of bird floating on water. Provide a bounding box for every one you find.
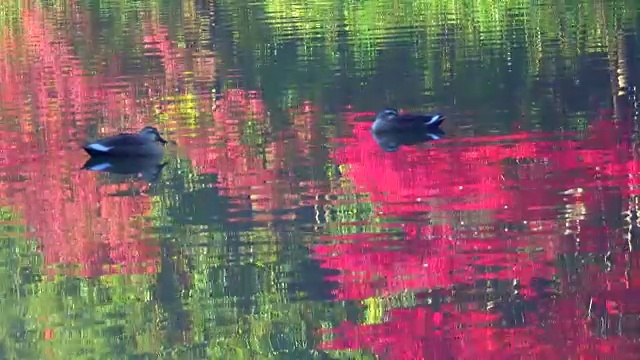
[371,108,445,133]
[82,126,168,157]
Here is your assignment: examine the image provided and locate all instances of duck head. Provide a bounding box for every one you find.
[139,126,168,144]
[376,108,399,122]
[371,108,400,132]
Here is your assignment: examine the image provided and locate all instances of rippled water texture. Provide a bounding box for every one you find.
[0,0,640,359]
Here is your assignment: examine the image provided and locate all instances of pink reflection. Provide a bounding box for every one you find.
[319,302,640,359]
[315,110,640,358]
[180,91,325,221]
[0,0,221,277]
[0,3,177,277]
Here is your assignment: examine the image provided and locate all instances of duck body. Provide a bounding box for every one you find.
[83,126,167,157]
[371,108,445,133]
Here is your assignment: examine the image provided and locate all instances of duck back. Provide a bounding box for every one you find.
[372,113,445,133]
[83,133,164,157]
[394,114,444,128]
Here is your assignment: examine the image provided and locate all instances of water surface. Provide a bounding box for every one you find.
[0,0,639,359]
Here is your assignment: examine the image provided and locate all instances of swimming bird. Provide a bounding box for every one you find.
[371,108,445,133]
[82,126,168,157]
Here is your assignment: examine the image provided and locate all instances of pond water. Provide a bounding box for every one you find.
[1,0,640,359]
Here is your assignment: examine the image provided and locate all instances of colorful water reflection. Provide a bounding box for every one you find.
[315,110,640,358]
[0,0,638,358]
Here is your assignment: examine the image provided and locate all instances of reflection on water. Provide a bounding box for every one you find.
[372,129,446,152]
[319,115,640,358]
[82,156,167,183]
[0,0,639,358]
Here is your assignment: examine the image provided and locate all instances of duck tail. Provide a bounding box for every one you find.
[83,143,114,156]
[425,114,445,127]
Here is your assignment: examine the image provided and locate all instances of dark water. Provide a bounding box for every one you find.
[1,0,640,358]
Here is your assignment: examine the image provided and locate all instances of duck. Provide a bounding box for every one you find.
[82,126,168,157]
[372,128,445,152]
[371,108,445,133]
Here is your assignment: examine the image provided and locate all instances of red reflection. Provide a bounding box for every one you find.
[318,301,640,359]
[315,110,640,358]
[0,4,171,277]
[0,0,224,277]
[180,93,323,221]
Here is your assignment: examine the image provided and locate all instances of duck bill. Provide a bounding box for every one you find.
[158,136,168,144]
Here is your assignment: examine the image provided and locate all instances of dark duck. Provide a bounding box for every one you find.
[83,126,168,157]
[371,108,445,133]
